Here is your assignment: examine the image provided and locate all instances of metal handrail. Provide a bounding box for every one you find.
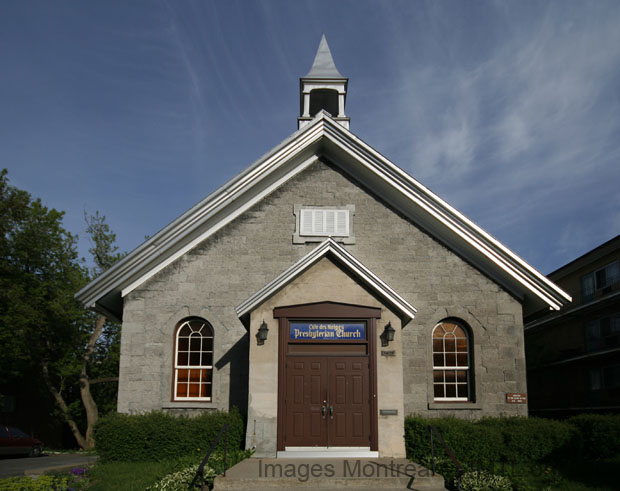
[428,424,464,491]
[188,423,229,490]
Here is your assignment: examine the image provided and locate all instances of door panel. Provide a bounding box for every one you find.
[284,355,371,448]
[328,357,371,447]
[285,357,328,446]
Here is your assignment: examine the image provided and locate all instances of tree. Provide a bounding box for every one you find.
[0,169,123,449]
[71,210,124,447]
[0,168,87,442]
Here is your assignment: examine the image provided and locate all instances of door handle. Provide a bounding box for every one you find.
[321,405,326,419]
[329,405,334,419]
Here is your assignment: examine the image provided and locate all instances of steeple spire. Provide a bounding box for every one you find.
[305,34,344,78]
[298,35,350,130]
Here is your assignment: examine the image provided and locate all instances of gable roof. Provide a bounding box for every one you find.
[236,238,418,327]
[75,111,571,320]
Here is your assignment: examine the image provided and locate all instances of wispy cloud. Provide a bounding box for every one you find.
[362,1,620,270]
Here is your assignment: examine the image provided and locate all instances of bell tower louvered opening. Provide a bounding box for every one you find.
[309,89,339,117]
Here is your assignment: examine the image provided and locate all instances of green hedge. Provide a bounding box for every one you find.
[477,416,580,463]
[94,408,245,462]
[405,416,503,468]
[405,416,581,469]
[566,414,620,459]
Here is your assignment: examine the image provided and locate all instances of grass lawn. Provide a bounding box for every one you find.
[86,460,188,490]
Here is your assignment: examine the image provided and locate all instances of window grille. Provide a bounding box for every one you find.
[432,321,471,401]
[174,318,213,401]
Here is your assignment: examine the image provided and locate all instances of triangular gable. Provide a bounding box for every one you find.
[76,111,571,319]
[235,238,418,328]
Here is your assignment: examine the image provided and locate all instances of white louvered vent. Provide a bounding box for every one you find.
[300,209,349,236]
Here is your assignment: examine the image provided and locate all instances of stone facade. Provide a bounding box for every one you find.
[118,158,528,434]
[246,257,406,457]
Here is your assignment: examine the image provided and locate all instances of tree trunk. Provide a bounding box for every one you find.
[41,362,89,450]
[80,314,106,448]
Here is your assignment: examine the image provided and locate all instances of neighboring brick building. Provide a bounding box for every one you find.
[525,235,620,416]
[77,36,570,458]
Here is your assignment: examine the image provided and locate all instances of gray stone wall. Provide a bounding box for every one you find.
[118,159,527,418]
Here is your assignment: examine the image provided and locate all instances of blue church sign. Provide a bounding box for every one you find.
[290,322,365,340]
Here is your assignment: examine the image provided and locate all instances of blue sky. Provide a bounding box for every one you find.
[2,0,619,274]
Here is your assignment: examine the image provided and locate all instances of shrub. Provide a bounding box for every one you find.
[147,448,253,490]
[147,463,207,491]
[94,408,245,462]
[477,416,580,463]
[567,413,620,459]
[460,470,512,491]
[405,415,580,472]
[0,475,69,490]
[406,416,503,470]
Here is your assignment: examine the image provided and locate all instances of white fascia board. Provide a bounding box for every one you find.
[120,154,320,297]
[77,111,570,313]
[320,120,571,310]
[76,116,328,307]
[235,238,417,321]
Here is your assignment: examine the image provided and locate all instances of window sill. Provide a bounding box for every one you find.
[162,402,218,409]
[428,401,482,410]
[292,234,355,245]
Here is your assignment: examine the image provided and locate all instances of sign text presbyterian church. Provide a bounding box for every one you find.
[289,322,365,340]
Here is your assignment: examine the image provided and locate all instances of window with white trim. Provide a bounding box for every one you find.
[173,318,213,401]
[299,208,349,237]
[432,321,471,401]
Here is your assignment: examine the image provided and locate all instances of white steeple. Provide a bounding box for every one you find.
[298,35,349,130]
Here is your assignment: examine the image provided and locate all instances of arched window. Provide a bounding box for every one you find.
[174,318,213,401]
[432,320,471,401]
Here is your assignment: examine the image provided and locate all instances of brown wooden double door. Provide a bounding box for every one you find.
[284,355,370,447]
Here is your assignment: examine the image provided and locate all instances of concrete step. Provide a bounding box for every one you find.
[213,458,446,490]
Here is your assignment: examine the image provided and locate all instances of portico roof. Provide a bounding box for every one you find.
[235,238,418,327]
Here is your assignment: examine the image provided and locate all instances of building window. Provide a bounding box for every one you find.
[432,321,471,401]
[590,364,620,391]
[581,261,619,300]
[174,318,213,401]
[299,208,349,237]
[585,315,620,352]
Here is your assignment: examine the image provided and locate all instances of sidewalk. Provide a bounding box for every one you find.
[0,454,98,478]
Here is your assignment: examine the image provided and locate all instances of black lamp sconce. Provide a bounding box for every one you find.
[380,322,395,347]
[257,320,269,345]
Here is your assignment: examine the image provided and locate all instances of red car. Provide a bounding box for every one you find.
[0,425,43,457]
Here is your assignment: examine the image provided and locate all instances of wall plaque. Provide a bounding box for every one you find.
[381,350,396,357]
[506,393,527,404]
[380,409,398,416]
[289,322,365,340]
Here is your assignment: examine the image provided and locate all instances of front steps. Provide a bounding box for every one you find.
[213,458,446,490]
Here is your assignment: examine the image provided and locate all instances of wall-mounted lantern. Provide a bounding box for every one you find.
[257,321,269,345]
[381,322,395,347]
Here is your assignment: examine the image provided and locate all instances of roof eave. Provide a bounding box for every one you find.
[75,114,331,311]
[76,112,571,319]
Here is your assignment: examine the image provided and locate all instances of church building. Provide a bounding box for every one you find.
[76,36,571,458]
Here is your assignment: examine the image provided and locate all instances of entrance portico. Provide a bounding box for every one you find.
[238,239,416,458]
[275,302,378,456]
